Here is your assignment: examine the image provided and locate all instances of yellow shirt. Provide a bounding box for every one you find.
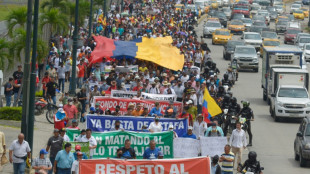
[139,67,148,73]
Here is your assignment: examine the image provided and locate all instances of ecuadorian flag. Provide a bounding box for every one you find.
[202,87,222,123]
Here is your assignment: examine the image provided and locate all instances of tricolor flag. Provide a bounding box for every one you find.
[202,87,222,123]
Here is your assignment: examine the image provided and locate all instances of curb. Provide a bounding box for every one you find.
[198,14,208,24]
[0,120,21,128]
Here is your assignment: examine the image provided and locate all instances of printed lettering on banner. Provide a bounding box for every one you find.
[200,137,227,157]
[63,141,90,158]
[173,138,200,158]
[86,115,188,137]
[111,90,137,98]
[141,92,177,101]
[79,157,211,174]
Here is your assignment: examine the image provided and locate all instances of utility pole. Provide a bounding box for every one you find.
[27,0,39,155]
[88,0,93,38]
[21,0,33,140]
[69,0,79,95]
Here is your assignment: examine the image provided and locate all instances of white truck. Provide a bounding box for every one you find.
[269,68,310,122]
[262,46,303,102]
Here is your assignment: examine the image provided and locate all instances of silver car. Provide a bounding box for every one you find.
[242,32,263,51]
[203,21,222,38]
[233,45,259,72]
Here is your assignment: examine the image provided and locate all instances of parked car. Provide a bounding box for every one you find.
[223,40,245,60]
[294,116,310,167]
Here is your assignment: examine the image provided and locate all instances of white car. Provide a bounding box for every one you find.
[290,4,301,14]
[303,43,310,62]
[242,32,263,51]
[294,33,310,45]
[297,36,310,49]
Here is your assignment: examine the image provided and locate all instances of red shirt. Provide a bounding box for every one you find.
[42,77,50,90]
[178,112,193,125]
[78,64,85,78]
[63,104,78,119]
[132,86,143,91]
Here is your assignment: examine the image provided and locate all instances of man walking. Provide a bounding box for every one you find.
[230,122,247,168]
[63,99,78,127]
[80,129,97,159]
[46,129,63,174]
[54,143,74,174]
[32,149,52,174]
[219,144,235,174]
[45,77,58,105]
[57,63,66,93]
[9,133,31,174]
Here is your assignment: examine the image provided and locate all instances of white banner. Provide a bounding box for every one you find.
[115,65,138,73]
[111,90,137,98]
[89,82,99,91]
[141,92,177,101]
[200,137,227,157]
[173,138,200,158]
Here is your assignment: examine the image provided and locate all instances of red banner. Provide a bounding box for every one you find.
[93,97,183,115]
[79,157,211,174]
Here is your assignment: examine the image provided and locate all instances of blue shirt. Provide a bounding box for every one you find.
[55,150,74,169]
[149,107,163,116]
[182,133,197,139]
[205,126,224,137]
[73,152,88,160]
[143,147,163,159]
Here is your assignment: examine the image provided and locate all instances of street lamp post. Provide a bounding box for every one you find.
[69,0,79,95]
[88,0,93,38]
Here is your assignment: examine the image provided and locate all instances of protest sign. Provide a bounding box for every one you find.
[141,92,177,101]
[86,115,188,136]
[111,90,137,98]
[115,65,138,73]
[89,82,99,91]
[66,129,81,141]
[63,141,90,158]
[79,157,211,174]
[90,131,173,159]
[93,97,183,115]
[173,138,200,158]
[200,137,227,157]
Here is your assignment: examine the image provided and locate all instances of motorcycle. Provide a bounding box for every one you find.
[238,163,264,174]
[239,117,248,132]
[34,98,48,115]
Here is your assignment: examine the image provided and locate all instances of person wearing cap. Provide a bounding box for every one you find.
[182,126,197,139]
[168,125,178,138]
[54,104,67,130]
[63,98,78,127]
[205,121,224,137]
[107,80,117,91]
[71,151,83,174]
[159,81,168,94]
[148,102,163,117]
[163,83,176,94]
[54,143,74,174]
[148,117,163,133]
[72,145,88,160]
[94,102,104,115]
[46,129,63,174]
[178,105,194,126]
[89,85,100,103]
[149,81,160,94]
[187,99,198,121]
[80,129,97,159]
[60,128,70,142]
[74,129,86,142]
[193,114,208,137]
[67,119,80,129]
[32,149,52,174]
[164,100,177,118]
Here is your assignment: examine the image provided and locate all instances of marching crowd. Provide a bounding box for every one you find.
[1,0,263,174]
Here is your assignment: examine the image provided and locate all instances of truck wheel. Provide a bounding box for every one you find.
[299,151,307,167]
[295,150,300,161]
[254,68,258,72]
[267,98,271,105]
[274,113,280,122]
[263,92,267,101]
[212,40,215,45]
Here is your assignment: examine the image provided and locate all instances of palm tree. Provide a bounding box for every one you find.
[67,0,90,36]
[5,7,27,37]
[41,0,69,11]
[0,39,13,70]
[40,8,69,35]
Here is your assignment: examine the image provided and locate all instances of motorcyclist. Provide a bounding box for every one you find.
[210,62,220,75]
[238,151,263,174]
[221,94,231,110]
[231,58,239,81]
[238,101,254,146]
[228,97,241,115]
[221,74,232,88]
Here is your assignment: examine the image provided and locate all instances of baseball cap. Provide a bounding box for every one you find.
[188,126,193,130]
[40,149,48,154]
[75,145,81,151]
[53,129,59,133]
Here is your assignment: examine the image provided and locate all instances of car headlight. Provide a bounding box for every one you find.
[277,101,283,107]
[306,102,310,107]
[305,143,310,150]
[214,37,218,39]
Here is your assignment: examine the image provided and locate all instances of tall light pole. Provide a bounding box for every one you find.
[21,0,33,140]
[69,0,79,95]
[88,0,93,38]
[27,0,40,154]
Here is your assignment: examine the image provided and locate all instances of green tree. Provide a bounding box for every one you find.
[5,7,27,37]
[41,0,69,11]
[40,8,68,35]
[0,39,13,70]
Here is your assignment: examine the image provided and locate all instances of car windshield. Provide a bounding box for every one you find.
[250,27,263,33]
[294,10,303,13]
[263,41,280,46]
[292,4,300,8]
[286,29,301,34]
[275,6,283,10]
[251,6,260,10]
[258,12,268,16]
[278,88,308,98]
[301,8,308,12]
[305,124,310,136]
[206,22,221,27]
[242,19,252,23]
[231,21,243,25]
[262,32,277,38]
[306,45,310,50]
[195,2,204,5]
[253,16,265,21]
[223,8,231,12]
[270,11,277,15]
[245,34,261,40]
[215,30,230,35]
[277,21,288,25]
[253,21,266,26]
[227,41,244,48]
[236,47,256,54]
[300,37,310,43]
[217,13,226,18]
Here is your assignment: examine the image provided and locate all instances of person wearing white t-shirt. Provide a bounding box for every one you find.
[71,151,83,174]
[80,129,97,159]
[180,72,189,85]
[148,117,163,133]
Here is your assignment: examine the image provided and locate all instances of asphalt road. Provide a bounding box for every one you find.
[195,8,310,174]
